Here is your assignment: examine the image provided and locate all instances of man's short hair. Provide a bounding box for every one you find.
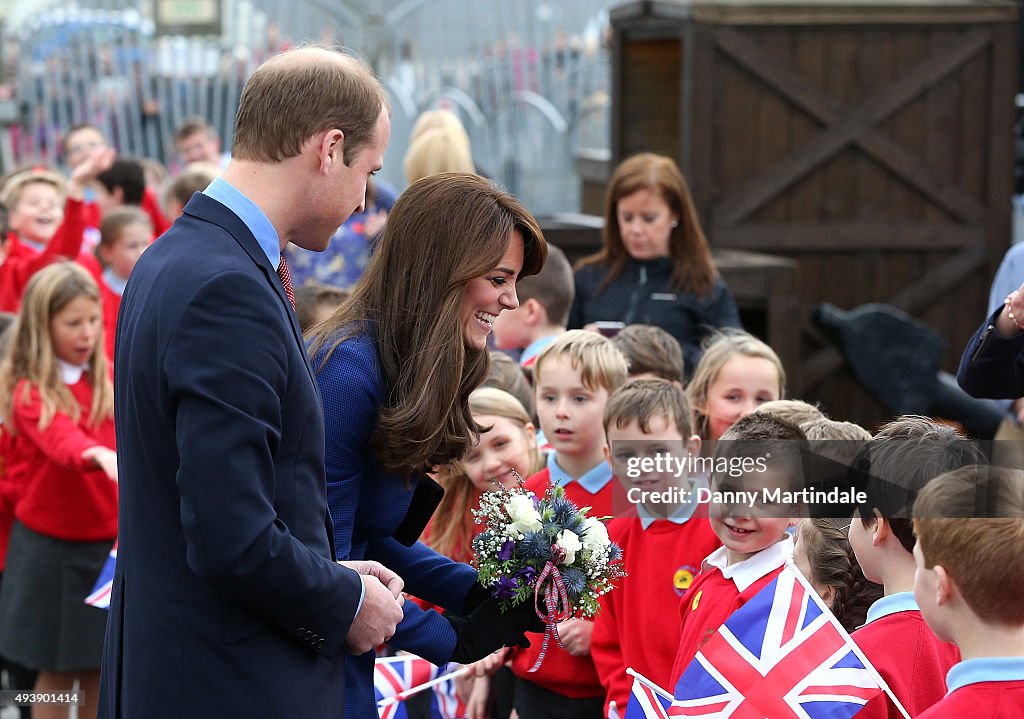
[914,465,1024,625]
[533,329,628,396]
[515,243,574,328]
[97,157,146,205]
[612,324,684,384]
[853,415,984,553]
[232,47,388,165]
[604,378,693,439]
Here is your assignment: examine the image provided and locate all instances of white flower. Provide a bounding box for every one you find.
[505,494,543,534]
[581,517,610,550]
[555,529,582,564]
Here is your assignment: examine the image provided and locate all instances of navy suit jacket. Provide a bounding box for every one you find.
[958,308,1024,399]
[98,193,363,719]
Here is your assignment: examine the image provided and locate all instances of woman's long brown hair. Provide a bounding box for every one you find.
[307,173,547,476]
[577,152,716,296]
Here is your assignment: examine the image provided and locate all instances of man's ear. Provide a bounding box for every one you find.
[318,129,345,174]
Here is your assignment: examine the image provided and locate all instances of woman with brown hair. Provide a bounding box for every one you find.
[569,152,741,373]
[306,172,547,718]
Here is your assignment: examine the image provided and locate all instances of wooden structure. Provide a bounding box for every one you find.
[580,0,1018,428]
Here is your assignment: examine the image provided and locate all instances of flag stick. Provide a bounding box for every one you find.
[376,664,472,708]
[625,667,675,701]
[788,567,913,719]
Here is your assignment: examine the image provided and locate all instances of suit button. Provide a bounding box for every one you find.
[317,638,325,649]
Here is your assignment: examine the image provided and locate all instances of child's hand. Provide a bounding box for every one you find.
[465,647,508,677]
[465,675,491,719]
[67,147,117,200]
[556,617,594,656]
[82,446,118,482]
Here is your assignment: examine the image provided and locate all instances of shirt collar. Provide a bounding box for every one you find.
[865,592,919,625]
[58,359,89,385]
[946,657,1024,693]
[703,535,794,592]
[636,474,705,530]
[547,452,613,495]
[102,266,129,296]
[520,335,559,366]
[203,176,281,268]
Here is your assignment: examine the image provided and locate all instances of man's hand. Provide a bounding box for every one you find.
[344,574,404,654]
[338,559,404,598]
[556,618,594,656]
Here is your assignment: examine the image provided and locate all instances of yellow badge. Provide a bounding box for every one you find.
[691,589,702,611]
[674,568,695,592]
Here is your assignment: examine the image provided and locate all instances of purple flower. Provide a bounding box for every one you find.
[492,574,520,600]
[498,539,515,562]
[513,565,538,586]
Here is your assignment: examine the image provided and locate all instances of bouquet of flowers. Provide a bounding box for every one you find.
[471,472,626,671]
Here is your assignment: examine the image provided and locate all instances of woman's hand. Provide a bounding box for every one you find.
[997,282,1024,337]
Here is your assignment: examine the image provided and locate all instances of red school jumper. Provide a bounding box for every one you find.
[670,537,794,688]
[852,593,960,719]
[508,460,625,700]
[7,376,117,541]
[591,505,721,713]
[918,657,1024,719]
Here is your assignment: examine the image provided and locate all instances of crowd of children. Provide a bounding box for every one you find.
[0,117,1020,719]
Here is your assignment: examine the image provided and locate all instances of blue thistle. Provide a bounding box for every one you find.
[609,544,623,562]
[472,531,492,555]
[550,496,577,525]
[542,520,562,536]
[560,567,587,599]
[519,531,552,561]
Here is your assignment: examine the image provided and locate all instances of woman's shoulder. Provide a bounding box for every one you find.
[311,328,382,392]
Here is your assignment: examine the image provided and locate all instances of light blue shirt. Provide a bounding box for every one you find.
[520,334,559,367]
[102,267,128,296]
[203,177,281,268]
[546,451,613,495]
[202,176,366,615]
[947,656,1024,693]
[636,474,705,530]
[864,591,919,625]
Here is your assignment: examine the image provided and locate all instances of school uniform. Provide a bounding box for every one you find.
[98,268,127,362]
[519,334,559,369]
[670,536,794,687]
[591,499,721,714]
[852,592,961,719]
[919,657,1024,719]
[509,454,622,718]
[0,364,116,671]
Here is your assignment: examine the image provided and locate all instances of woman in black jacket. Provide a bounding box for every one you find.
[569,152,741,374]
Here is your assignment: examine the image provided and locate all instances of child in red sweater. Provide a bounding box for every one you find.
[913,465,1024,719]
[511,330,628,719]
[848,416,984,719]
[0,262,117,719]
[592,379,720,716]
[94,207,152,361]
[670,412,806,689]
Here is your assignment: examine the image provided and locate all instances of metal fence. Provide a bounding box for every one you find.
[2,0,613,215]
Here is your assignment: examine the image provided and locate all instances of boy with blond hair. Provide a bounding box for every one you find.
[592,379,720,716]
[848,415,984,719]
[492,244,573,369]
[510,329,628,719]
[912,465,1024,718]
[669,412,806,686]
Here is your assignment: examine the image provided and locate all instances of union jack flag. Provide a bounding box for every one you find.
[374,654,467,719]
[85,545,117,609]
[625,673,674,719]
[672,567,883,719]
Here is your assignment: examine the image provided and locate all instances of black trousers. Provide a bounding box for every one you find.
[513,676,604,719]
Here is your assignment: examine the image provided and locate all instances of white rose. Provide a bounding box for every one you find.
[555,529,582,565]
[505,494,543,534]
[581,517,610,550]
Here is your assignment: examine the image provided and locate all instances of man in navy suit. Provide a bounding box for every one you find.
[98,47,404,718]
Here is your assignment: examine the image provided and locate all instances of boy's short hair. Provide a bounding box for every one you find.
[62,123,105,154]
[98,206,152,250]
[485,350,535,419]
[753,399,824,428]
[162,162,220,212]
[533,329,628,395]
[913,465,1024,625]
[715,412,806,492]
[853,415,984,553]
[97,157,146,205]
[516,243,574,327]
[174,116,218,144]
[294,281,347,333]
[611,324,684,384]
[800,417,871,442]
[0,168,67,209]
[604,378,693,439]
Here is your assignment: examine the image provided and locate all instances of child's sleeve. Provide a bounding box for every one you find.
[591,575,629,715]
[11,383,105,471]
[3,197,88,297]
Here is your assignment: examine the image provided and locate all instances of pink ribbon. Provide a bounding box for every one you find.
[528,546,573,673]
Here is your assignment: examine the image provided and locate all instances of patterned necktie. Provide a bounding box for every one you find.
[277,254,295,309]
